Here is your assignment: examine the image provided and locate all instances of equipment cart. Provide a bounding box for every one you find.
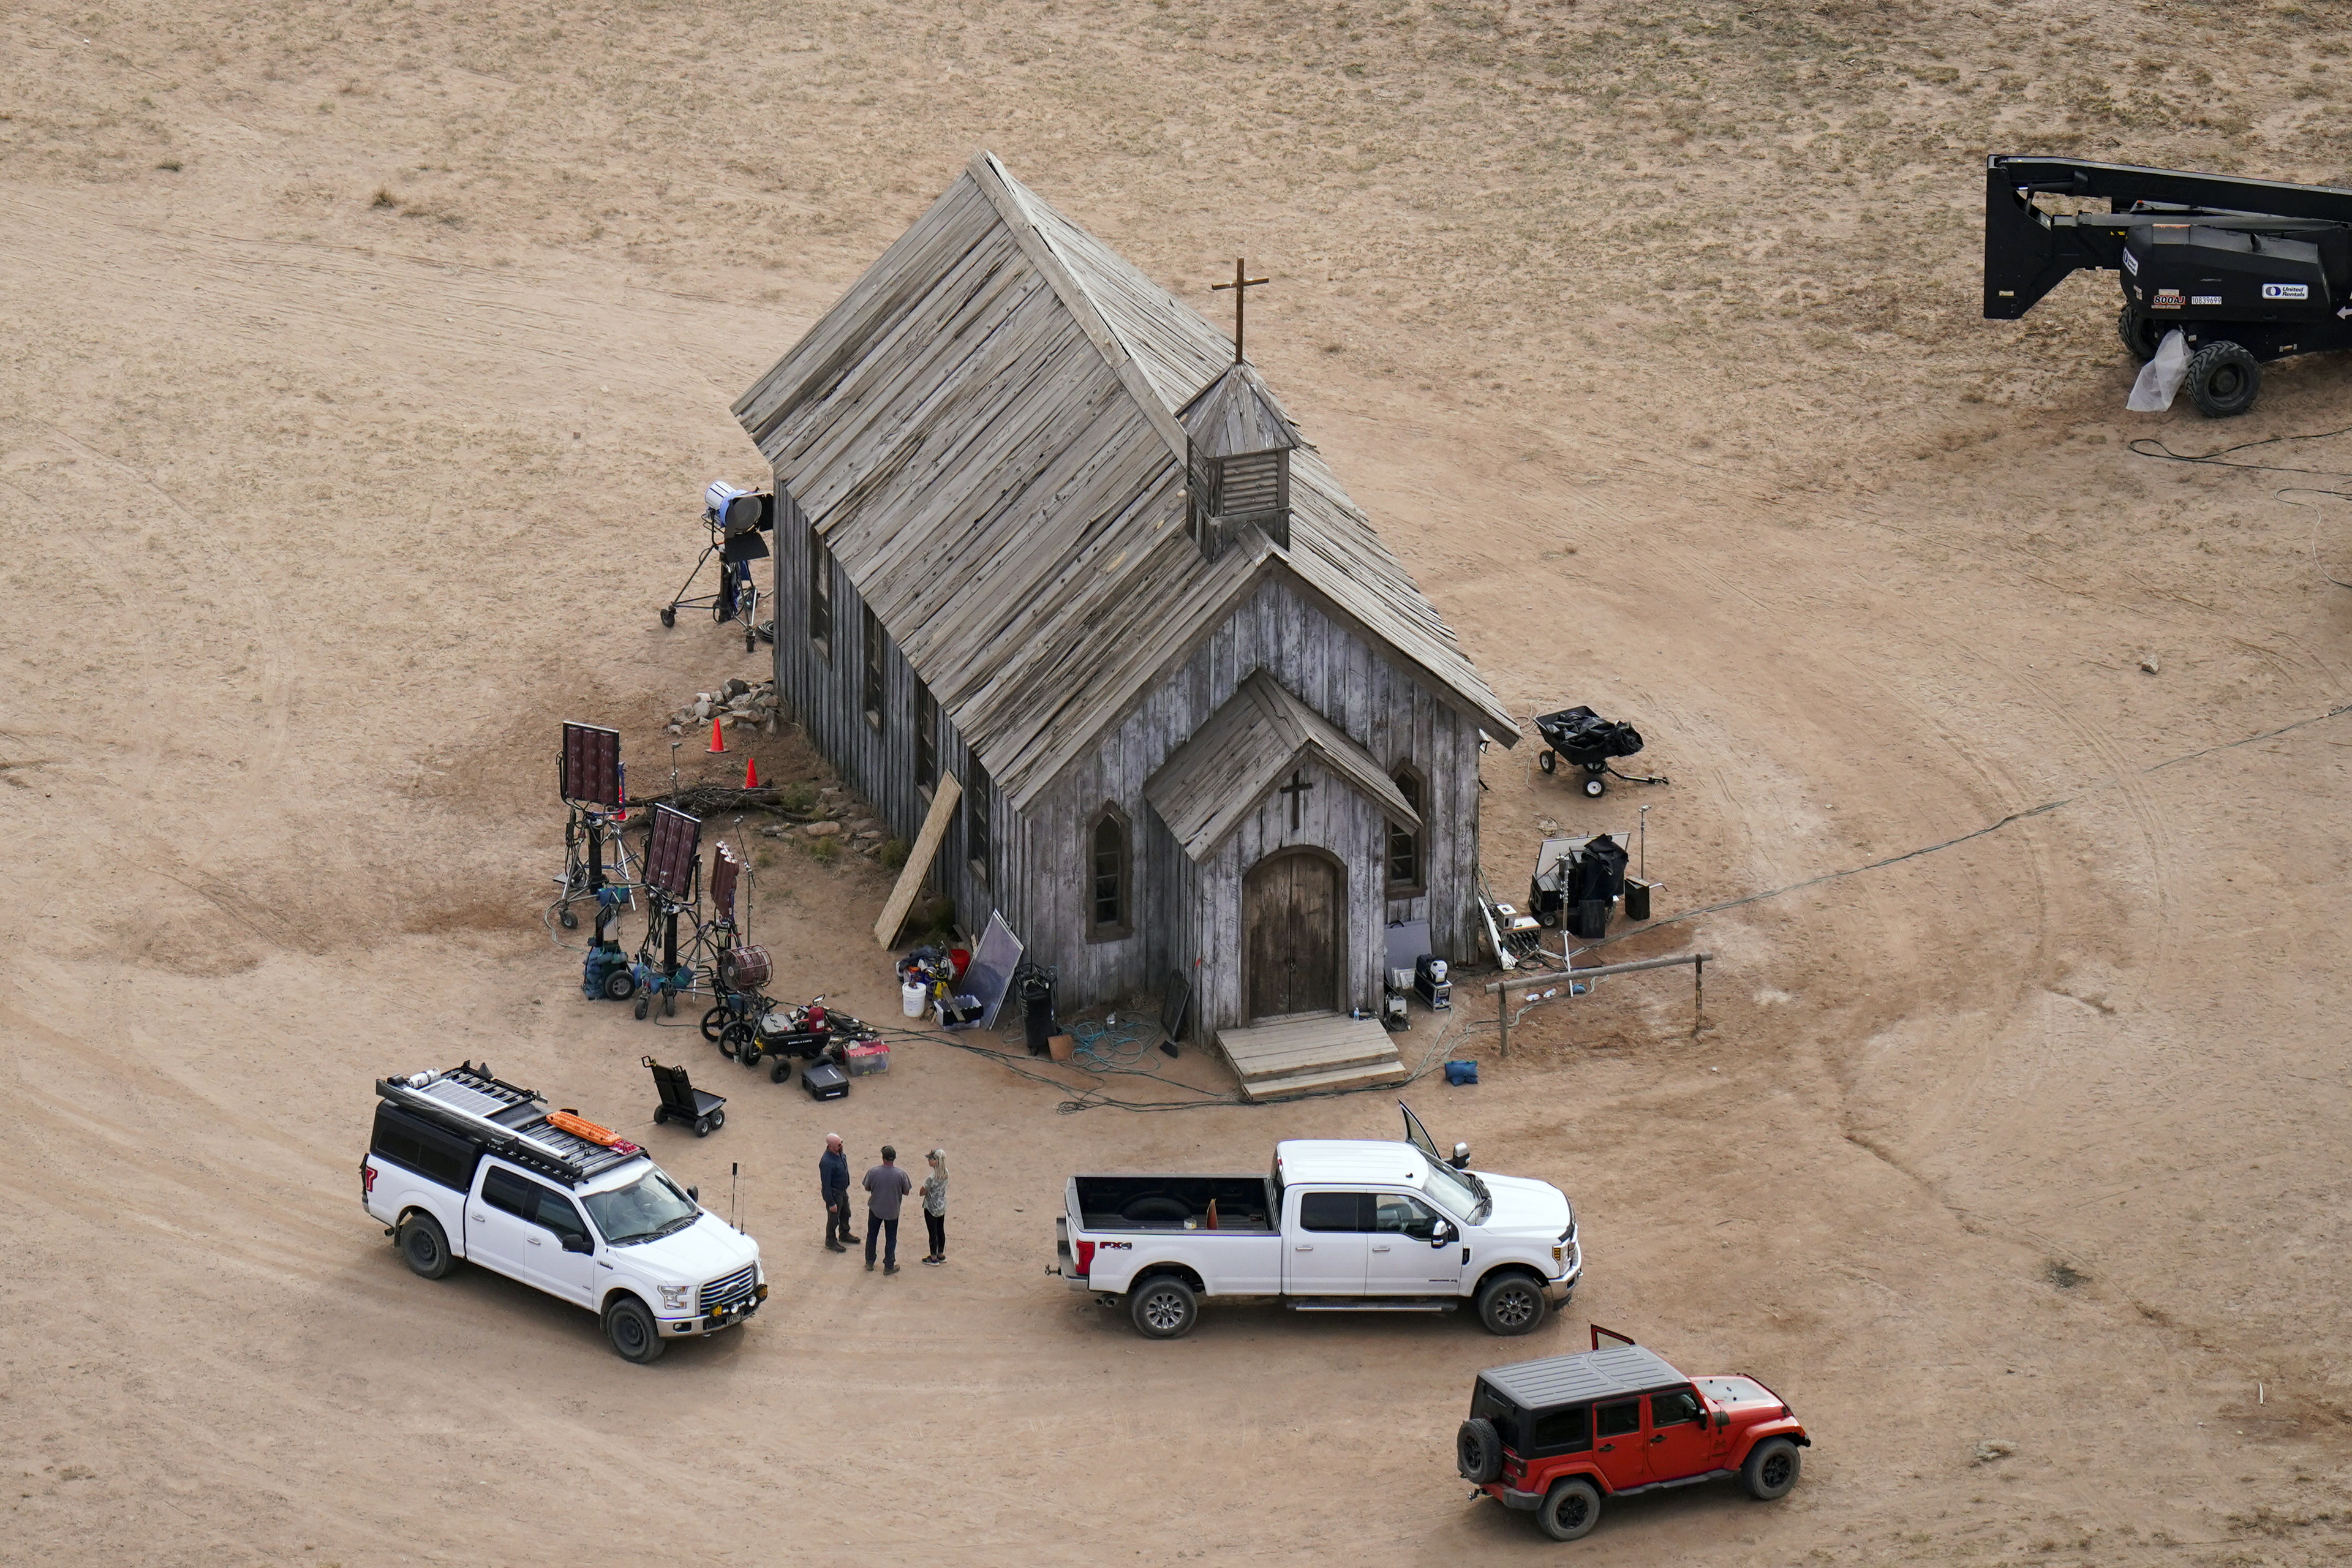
[643,1056,727,1137]
[1532,707,1665,798]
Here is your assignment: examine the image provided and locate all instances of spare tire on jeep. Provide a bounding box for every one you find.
[1456,1417,1502,1483]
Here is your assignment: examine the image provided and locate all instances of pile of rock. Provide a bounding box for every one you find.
[665,677,779,736]
[758,784,893,858]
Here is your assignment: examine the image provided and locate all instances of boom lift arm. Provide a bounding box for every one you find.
[1984,154,2352,318]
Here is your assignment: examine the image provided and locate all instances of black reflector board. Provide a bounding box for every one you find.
[560,722,623,809]
[720,530,771,565]
[710,842,741,921]
[646,805,702,901]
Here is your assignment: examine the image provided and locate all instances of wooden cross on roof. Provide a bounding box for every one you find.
[1211,258,1270,364]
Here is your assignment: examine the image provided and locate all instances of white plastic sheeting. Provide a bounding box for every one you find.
[2128,329,2190,412]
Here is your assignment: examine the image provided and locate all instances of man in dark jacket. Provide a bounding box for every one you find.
[820,1133,856,1253]
[862,1144,914,1275]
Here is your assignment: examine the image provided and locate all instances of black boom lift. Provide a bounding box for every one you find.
[1984,154,2352,417]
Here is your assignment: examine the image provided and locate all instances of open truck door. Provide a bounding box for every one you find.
[1400,1100,1472,1170]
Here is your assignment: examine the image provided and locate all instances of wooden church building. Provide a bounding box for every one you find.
[733,152,1517,1084]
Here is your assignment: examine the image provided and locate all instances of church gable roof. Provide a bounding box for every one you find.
[1144,671,1419,862]
[731,152,1514,809]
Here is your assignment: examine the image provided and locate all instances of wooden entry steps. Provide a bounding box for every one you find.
[1215,1014,1408,1102]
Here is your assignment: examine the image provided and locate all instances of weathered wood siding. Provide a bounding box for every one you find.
[769,486,1016,940]
[1025,575,1481,1033]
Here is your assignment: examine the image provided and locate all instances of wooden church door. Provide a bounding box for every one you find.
[1243,849,1343,1019]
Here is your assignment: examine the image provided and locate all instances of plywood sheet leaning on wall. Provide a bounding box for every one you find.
[875,771,962,948]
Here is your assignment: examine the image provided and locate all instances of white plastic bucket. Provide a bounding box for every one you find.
[901,981,925,1019]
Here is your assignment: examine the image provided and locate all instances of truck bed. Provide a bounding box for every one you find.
[1069,1174,1275,1232]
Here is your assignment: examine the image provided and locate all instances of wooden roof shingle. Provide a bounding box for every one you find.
[730,152,1516,809]
[1180,361,1300,459]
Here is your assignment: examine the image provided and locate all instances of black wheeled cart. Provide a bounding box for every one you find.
[1532,707,1667,798]
[644,1056,727,1137]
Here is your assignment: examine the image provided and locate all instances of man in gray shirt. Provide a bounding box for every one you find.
[862,1144,915,1275]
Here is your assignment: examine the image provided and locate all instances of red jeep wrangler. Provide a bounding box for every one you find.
[1457,1327,1811,1541]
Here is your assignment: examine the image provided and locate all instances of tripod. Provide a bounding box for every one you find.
[552,807,638,931]
[631,851,708,1021]
[658,516,763,653]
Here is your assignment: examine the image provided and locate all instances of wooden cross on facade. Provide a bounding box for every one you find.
[1211,258,1270,363]
[1278,768,1314,829]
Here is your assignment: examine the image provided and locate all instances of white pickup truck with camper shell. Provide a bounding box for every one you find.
[363,1062,764,1363]
[1054,1102,1580,1339]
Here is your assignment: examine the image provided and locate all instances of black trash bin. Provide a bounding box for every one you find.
[1017,963,1059,1056]
[1623,878,1652,922]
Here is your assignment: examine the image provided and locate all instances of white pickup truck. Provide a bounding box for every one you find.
[363,1062,764,1363]
[1054,1102,1580,1340]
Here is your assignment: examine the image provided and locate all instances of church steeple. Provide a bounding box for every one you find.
[1180,361,1300,559]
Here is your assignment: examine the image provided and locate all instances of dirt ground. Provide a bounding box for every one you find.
[6,0,2352,1562]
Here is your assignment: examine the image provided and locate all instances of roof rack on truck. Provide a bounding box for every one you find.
[374,1063,641,1187]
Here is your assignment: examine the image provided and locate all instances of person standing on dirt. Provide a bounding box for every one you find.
[919,1148,949,1266]
[820,1133,856,1253]
[862,1144,914,1275]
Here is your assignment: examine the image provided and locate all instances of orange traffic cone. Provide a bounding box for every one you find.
[743,755,760,789]
[707,715,726,754]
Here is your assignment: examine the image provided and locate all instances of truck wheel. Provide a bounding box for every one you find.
[1741,1436,1801,1500]
[2185,341,2261,418]
[2117,305,2163,363]
[603,1295,666,1364]
[1128,1275,1199,1339]
[1457,1417,1503,1483]
[1477,1272,1548,1336]
[397,1213,454,1280]
[1537,1477,1602,1542]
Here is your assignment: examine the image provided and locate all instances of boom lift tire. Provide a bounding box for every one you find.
[603,1295,666,1363]
[1128,1274,1199,1339]
[2185,341,2262,418]
[397,1212,454,1280]
[2117,306,2163,363]
[1741,1436,1801,1500]
[1537,1477,1603,1542]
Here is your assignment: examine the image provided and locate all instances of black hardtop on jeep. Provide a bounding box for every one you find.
[1476,1342,1688,1419]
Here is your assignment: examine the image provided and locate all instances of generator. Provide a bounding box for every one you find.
[1414,954,1452,1011]
[1984,154,2352,417]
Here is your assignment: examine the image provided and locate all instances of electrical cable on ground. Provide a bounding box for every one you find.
[2130,428,2352,586]
[2128,424,2352,478]
[1579,694,2352,956]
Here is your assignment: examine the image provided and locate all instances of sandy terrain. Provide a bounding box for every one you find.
[4,0,2351,1562]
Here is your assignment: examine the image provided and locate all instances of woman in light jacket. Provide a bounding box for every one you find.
[920,1148,948,1265]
